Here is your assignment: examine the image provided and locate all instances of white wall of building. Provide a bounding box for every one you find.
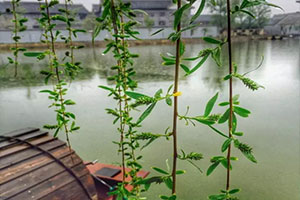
[0,26,218,44]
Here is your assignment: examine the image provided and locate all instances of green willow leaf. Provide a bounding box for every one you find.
[239,9,256,18]
[188,53,209,75]
[232,113,237,133]
[234,106,251,117]
[190,0,206,24]
[125,91,149,99]
[136,102,156,125]
[242,151,257,163]
[165,97,172,106]
[24,52,44,57]
[164,177,173,190]
[233,132,243,136]
[219,102,229,106]
[208,125,229,138]
[175,170,186,175]
[99,85,114,92]
[218,108,230,124]
[152,167,169,175]
[194,117,215,125]
[179,41,185,56]
[151,28,164,36]
[163,61,176,66]
[206,162,220,176]
[180,64,190,74]
[221,159,232,170]
[161,55,176,62]
[221,138,232,152]
[160,196,169,200]
[40,90,57,95]
[64,99,75,105]
[203,37,222,45]
[208,194,226,200]
[229,188,241,194]
[204,92,219,117]
[182,56,200,61]
[173,3,191,29]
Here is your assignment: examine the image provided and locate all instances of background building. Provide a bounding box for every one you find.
[123,0,175,28]
[264,12,300,36]
[0,1,89,30]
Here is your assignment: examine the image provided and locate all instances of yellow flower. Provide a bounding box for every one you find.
[173,91,182,96]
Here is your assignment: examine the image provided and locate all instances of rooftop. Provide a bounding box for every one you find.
[268,12,300,26]
[0,1,89,15]
[123,0,173,10]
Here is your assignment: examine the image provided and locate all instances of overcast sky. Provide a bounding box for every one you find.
[1,0,299,15]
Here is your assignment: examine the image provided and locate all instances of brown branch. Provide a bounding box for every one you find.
[226,0,233,191]
[171,0,181,195]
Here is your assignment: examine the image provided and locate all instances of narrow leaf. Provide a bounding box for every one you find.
[190,0,206,24]
[152,167,169,175]
[125,91,149,99]
[221,138,232,152]
[206,162,220,176]
[24,52,43,57]
[204,92,218,117]
[188,53,209,75]
[136,102,156,125]
[218,108,230,124]
[151,28,164,36]
[203,37,222,45]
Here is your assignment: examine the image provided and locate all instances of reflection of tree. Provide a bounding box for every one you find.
[0,40,271,89]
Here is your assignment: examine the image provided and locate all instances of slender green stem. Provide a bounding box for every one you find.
[226,0,233,191]
[45,0,72,153]
[110,0,126,183]
[12,0,18,77]
[64,0,74,65]
[171,0,181,195]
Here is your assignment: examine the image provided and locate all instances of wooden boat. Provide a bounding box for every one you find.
[0,128,149,200]
[86,162,149,200]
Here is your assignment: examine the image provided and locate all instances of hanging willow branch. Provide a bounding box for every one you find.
[8,0,27,77]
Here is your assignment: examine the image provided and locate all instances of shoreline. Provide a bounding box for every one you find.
[0,36,296,50]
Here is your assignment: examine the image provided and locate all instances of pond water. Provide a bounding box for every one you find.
[0,39,299,200]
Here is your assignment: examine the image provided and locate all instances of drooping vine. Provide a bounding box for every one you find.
[59,0,86,80]
[97,0,156,198]
[24,0,80,151]
[177,0,281,199]
[136,1,211,199]
[7,0,27,77]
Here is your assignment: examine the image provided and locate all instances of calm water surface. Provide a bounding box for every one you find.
[0,39,299,200]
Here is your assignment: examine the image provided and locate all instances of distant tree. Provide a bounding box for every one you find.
[207,0,240,31]
[208,0,271,31]
[82,13,97,32]
[144,15,154,31]
[238,5,271,29]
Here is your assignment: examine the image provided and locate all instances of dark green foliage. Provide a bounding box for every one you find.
[24,0,81,149]
[97,0,164,197]
[8,0,28,77]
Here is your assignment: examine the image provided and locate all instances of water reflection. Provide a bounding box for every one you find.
[0,39,282,90]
